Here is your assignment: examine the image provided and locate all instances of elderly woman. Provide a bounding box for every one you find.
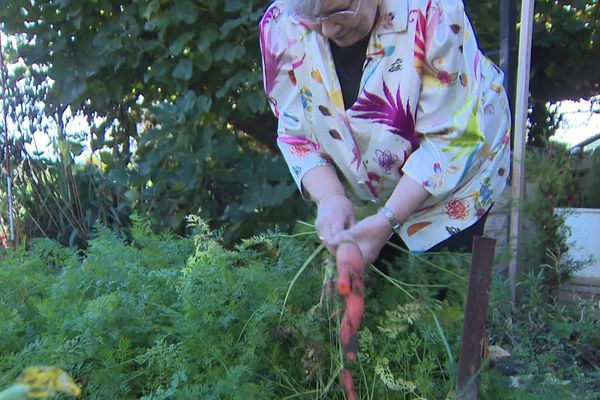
[259,0,511,267]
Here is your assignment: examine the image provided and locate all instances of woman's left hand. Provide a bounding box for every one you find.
[337,212,392,267]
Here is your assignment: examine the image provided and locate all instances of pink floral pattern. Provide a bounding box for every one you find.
[351,82,419,150]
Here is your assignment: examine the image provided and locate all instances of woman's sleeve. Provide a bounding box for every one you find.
[401,0,510,198]
[259,5,332,192]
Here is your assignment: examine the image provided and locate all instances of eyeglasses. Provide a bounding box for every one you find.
[299,0,363,25]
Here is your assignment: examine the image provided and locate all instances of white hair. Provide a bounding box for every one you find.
[283,0,322,16]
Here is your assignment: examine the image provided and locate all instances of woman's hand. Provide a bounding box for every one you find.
[315,193,355,252]
[300,165,355,252]
[335,176,429,265]
[337,212,392,267]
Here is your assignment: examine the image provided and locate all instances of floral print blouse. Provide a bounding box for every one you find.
[259,0,511,252]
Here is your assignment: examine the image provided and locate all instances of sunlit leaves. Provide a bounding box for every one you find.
[169,32,194,56]
[142,0,160,21]
[465,0,599,102]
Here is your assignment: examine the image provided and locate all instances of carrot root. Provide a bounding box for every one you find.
[336,242,365,398]
[340,368,357,400]
[337,280,351,296]
[336,241,365,361]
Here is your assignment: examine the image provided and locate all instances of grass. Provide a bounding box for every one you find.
[483,271,600,400]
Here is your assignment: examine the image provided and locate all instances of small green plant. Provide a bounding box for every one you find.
[487,267,600,399]
[478,142,600,400]
[522,143,579,301]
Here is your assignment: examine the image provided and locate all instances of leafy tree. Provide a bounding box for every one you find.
[527,1,600,145]
[530,1,599,103]
[466,0,600,145]
[1,0,598,243]
[1,0,307,243]
[466,0,599,103]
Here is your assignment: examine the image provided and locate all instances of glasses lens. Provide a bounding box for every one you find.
[325,12,351,24]
[299,0,359,26]
[297,13,320,25]
[324,0,360,24]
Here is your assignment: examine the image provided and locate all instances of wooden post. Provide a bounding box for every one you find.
[456,236,497,400]
[508,0,535,304]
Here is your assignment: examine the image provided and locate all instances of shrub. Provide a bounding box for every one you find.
[521,143,579,301]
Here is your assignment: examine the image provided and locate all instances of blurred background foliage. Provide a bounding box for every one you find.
[0,0,598,247]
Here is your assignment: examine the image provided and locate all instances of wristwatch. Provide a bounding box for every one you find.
[378,206,403,236]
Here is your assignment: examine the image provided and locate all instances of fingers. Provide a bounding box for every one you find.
[316,214,354,253]
[315,194,355,252]
[316,222,336,253]
[335,214,390,266]
[335,241,364,295]
[327,219,347,249]
[346,213,356,229]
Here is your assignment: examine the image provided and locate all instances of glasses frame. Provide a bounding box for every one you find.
[300,0,363,25]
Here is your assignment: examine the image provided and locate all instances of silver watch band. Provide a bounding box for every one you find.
[378,206,403,236]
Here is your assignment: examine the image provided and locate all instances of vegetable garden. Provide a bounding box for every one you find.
[1,214,600,399]
[1,0,600,398]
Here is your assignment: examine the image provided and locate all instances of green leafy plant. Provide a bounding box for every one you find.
[487,269,600,399]
[0,217,487,399]
[2,217,599,398]
[521,143,580,301]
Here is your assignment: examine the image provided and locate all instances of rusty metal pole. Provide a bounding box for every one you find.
[456,236,497,400]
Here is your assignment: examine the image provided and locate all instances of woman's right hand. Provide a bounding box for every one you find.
[315,193,355,253]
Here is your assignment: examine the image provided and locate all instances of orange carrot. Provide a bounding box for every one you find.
[336,242,365,361]
[340,368,357,400]
[337,280,351,296]
[335,242,365,399]
[340,283,364,361]
[336,242,362,296]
